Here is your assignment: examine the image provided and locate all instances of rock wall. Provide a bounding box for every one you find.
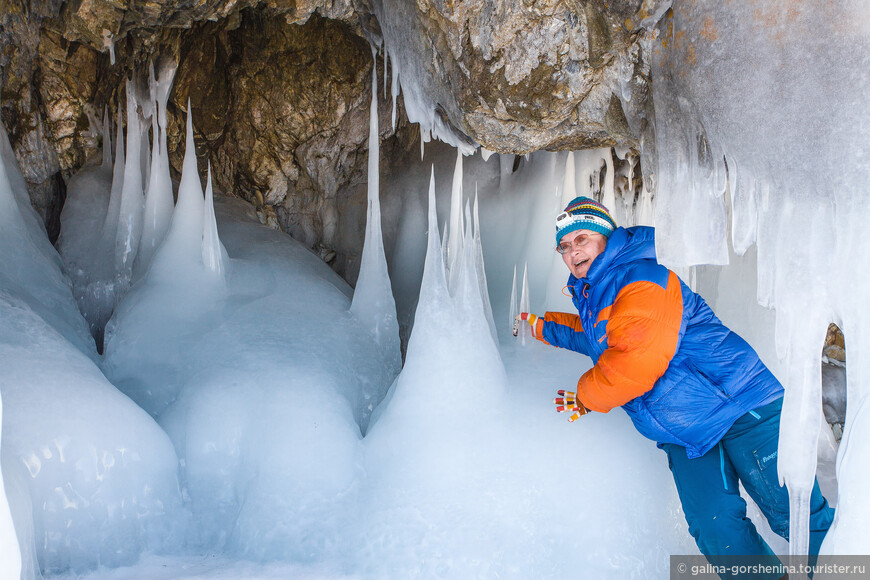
[1,0,664,279]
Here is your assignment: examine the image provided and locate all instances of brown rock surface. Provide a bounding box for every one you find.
[2,0,663,277]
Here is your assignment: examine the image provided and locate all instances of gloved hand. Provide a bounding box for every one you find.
[554,390,589,422]
[513,312,543,338]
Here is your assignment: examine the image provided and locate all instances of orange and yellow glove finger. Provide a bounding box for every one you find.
[513,312,544,338]
[554,390,588,422]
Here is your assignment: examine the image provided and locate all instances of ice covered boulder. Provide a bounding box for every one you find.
[0,302,186,574]
[1,111,185,576]
[103,196,393,559]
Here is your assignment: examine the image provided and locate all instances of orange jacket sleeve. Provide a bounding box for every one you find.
[576,271,683,413]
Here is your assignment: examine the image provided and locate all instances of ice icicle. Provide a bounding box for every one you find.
[349,52,401,378]
[727,156,758,257]
[102,31,115,66]
[101,106,112,171]
[114,79,144,277]
[544,152,579,313]
[139,79,152,190]
[202,163,228,278]
[473,190,497,343]
[776,308,827,565]
[391,49,400,134]
[600,148,616,221]
[563,151,577,199]
[499,153,514,182]
[0,391,22,580]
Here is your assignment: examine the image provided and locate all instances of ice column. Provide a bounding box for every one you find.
[350,52,401,377]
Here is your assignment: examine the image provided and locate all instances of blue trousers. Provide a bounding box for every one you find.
[663,397,834,576]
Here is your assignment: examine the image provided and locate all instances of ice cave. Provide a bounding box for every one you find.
[0,1,867,579]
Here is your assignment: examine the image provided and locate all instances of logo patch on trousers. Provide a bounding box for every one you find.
[760,451,777,468]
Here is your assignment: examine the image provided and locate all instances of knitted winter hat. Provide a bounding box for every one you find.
[555,196,616,245]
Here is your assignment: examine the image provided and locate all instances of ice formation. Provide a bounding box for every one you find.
[369,0,477,154]
[137,60,177,274]
[0,110,184,578]
[349,53,402,385]
[646,1,870,558]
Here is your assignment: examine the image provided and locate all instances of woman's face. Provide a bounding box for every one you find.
[559,229,607,279]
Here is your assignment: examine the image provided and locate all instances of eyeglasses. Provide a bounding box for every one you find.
[556,232,602,254]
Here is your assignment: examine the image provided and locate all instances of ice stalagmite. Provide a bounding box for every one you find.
[473,193,497,342]
[150,101,204,278]
[202,163,229,278]
[101,106,112,171]
[519,263,531,346]
[362,160,510,577]
[114,79,145,279]
[445,148,464,288]
[509,264,518,333]
[349,52,401,378]
[138,60,177,274]
[99,106,126,261]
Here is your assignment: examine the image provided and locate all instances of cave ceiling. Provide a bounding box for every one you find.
[0,0,665,276]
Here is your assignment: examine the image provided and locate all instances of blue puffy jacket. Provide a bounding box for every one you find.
[536,226,783,458]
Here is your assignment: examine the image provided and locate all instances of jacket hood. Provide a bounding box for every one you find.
[568,226,656,287]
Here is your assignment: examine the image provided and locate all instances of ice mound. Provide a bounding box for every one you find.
[0,111,185,577]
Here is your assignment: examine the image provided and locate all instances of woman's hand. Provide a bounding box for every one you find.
[554,390,589,422]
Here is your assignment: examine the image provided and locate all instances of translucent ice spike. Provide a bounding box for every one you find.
[418,165,450,316]
[100,106,126,257]
[473,191,497,343]
[157,100,204,268]
[446,148,464,288]
[101,106,112,171]
[202,163,228,278]
[350,51,401,376]
[115,79,144,275]
[155,60,177,132]
[138,67,177,274]
[519,263,531,346]
[499,153,514,183]
[562,151,577,201]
